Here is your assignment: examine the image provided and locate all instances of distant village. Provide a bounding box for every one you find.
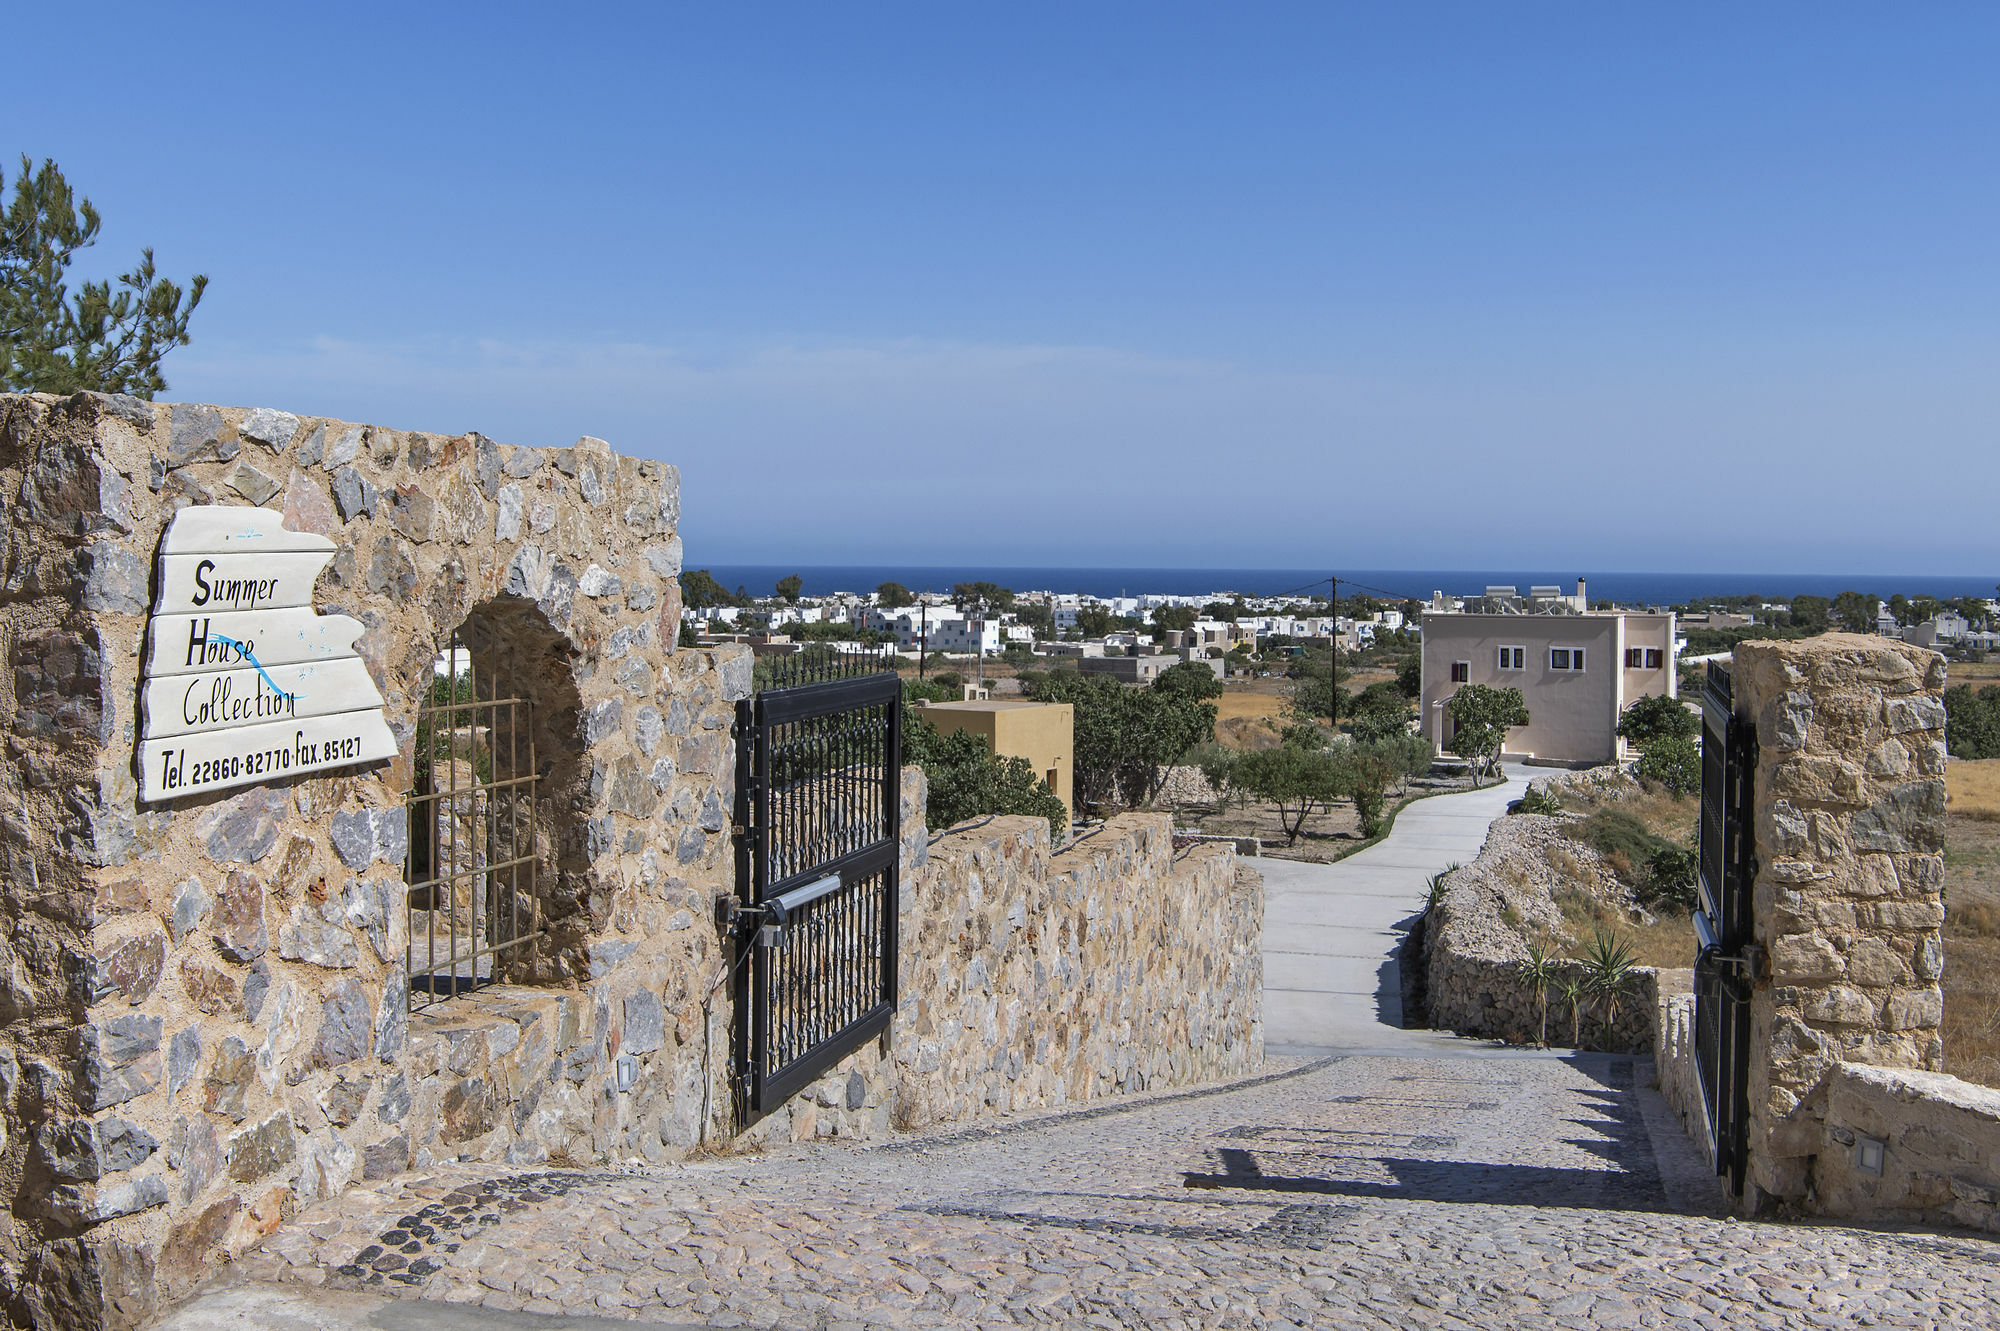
[687,575,2000,670]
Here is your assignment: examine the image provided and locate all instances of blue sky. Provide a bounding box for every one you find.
[10,5,1998,574]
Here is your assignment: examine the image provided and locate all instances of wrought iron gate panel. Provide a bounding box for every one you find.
[1694,661,1757,1195]
[405,636,543,1009]
[731,655,901,1119]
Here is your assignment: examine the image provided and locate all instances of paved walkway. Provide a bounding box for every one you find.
[189,1051,2000,1329]
[1261,765,1528,1055]
[168,767,2000,1328]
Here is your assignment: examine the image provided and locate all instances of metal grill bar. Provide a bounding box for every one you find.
[732,661,901,1118]
[405,638,543,1009]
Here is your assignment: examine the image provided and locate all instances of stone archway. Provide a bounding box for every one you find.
[403,598,586,1000]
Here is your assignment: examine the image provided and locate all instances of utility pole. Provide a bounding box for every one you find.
[919,595,928,679]
[1329,574,1338,735]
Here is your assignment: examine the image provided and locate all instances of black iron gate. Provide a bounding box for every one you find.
[1694,660,1758,1194]
[729,653,902,1120]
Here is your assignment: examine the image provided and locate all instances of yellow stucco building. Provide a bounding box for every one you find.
[916,699,1075,821]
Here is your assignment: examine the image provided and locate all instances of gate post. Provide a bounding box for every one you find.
[1731,634,1949,1211]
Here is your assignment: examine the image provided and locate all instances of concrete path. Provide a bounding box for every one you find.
[1261,765,1531,1056]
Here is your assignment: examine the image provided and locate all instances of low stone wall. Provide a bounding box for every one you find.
[752,794,1265,1143]
[1799,1064,2000,1234]
[1423,810,1661,1055]
[1656,993,2000,1234]
[1653,991,1707,1148]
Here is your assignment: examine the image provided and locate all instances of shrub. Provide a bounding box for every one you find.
[1946,684,2000,759]
[1515,784,1564,816]
[1570,809,1676,889]
[1644,843,1700,912]
[1633,735,1700,797]
[1617,694,1699,747]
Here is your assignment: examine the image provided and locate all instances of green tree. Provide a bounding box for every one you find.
[1616,694,1698,747]
[1151,605,1197,634]
[1012,602,1054,639]
[1445,684,1529,785]
[1023,664,1218,810]
[680,569,737,611]
[1518,940,1560,1049]
[1788,594,1831,634]
[876,581,915,609]
[774,573,803,604]
[1577,929,1639,1049]
[1395,654,1424,700]
[952,581,1015,612]
[1233,739,1345,845]
[1945,684,2000,759]
[1633,734,1701,796]
[1189,741,1239,807]
[1350,681,1410,742]
[1334,744,1397,837]
[1832,590,1877,634]
[1287,648,1349,726]
[1360,731,1433,794]
[1075,604,1113,638]
[2,155,207,397]
[676,620,699,649]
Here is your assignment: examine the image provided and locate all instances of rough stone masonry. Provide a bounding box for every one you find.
[1730,635,1956,1209]
[0,392,1262,1330]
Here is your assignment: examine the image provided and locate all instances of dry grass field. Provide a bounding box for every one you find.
[1946,658,2000,684]
[1945,759,2000,1087]
[1214,683,1289,750]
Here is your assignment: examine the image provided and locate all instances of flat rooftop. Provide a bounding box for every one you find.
[919,699,1062,712]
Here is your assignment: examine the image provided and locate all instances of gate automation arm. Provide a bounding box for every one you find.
[719,872,843,947]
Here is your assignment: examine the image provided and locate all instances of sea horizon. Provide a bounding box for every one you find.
[689,564,1998,607]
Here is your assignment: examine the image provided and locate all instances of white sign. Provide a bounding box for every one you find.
[144,608,370,678]
[139,714,397,801]
[137,505,395,802]
[141,657,385,739]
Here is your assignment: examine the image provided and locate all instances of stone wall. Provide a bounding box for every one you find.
[1796,1064,2000,1234]
[1652,991,1706,1149]
[752,802,1264,1143]
[0,392,1268,1329]
[1423,806,1661,1055]
[0,392,737,1329]
[1730,635,1951,1209]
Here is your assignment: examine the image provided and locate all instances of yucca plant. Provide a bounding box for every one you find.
[1578,928,1639,1046]
[1426,863,1461,912]
[1557,973,1587,1049]
[1518,939,1560,1048]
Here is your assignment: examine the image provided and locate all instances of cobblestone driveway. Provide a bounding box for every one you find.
[230,1051,2000,1329]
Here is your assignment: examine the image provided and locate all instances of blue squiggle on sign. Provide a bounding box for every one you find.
[209,632,302,706]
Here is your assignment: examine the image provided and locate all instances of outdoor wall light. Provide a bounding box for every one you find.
[1853,1136,1886,1177]
[616,1053,639,1093]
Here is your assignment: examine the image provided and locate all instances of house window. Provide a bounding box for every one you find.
[1497,646,1525,670]
[1450,661,1470,683]
[1550,647,1585,671]
[1625,648,1643,668]
[1646,648,1663,669]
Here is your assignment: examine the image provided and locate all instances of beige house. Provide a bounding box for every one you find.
[1419,604,1677,766]
[917,699,1075,820]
